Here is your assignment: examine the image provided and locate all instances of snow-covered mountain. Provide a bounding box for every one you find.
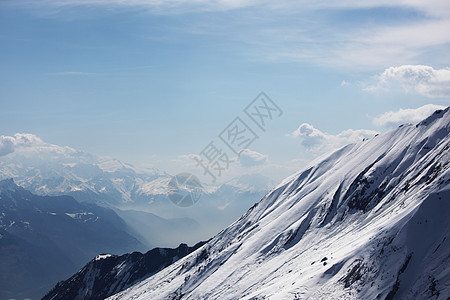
[0,142,171,206]
[0,138,272,210]
[43,241,206,300]
[107,107,450,299]
[0,179,145,300]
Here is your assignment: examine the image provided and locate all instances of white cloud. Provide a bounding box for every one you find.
[0,133,45,157]
[373,104,447,127]
[0,136,15,157]
[0,133,73,157]
[365,65,450,98]
[290,123,327,149]
[238,149,268,168]
[290,123,379,152]
[13,133,45,147]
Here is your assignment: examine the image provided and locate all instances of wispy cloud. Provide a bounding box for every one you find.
[48,66,156,76]
[261,19,450,69]
[48,71,103,76]
[364,65,450,98]
[373,104,447,127]
[7,0,450,69]
[3,0,258,13]
[9,0,450,16]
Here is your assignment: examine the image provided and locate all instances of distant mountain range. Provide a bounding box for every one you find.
[101,108,450,299]
[0,143,274,247]
[0,179,145,300]
[0,149,171,206]
[0,144,273,209]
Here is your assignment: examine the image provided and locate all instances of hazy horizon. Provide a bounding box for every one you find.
[1,0,450,185]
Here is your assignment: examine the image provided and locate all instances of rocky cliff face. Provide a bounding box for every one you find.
[43,242,206,300]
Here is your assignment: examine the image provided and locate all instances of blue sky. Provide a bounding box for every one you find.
[1,0,450,183]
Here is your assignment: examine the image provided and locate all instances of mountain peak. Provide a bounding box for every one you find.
[416,106,449,127]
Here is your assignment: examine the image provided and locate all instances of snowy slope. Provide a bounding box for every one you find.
[108,108,450,300]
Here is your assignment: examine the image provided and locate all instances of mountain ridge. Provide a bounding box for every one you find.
[43,241,207,300]
[106,107,449,299]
